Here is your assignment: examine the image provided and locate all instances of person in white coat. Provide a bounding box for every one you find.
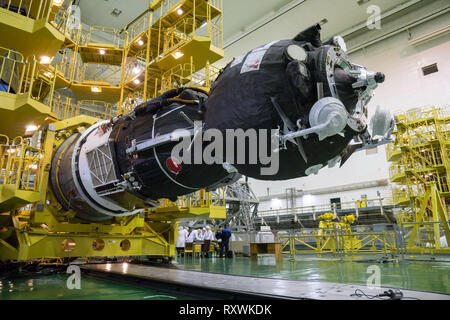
[185,228,197,257]
[186,228,196,243]
[175,226,187,256]
[196,229,204,242]
[202,226,214,258]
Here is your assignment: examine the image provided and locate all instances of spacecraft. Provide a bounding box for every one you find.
[50,23,393,221]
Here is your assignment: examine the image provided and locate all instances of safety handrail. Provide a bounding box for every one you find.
[258,197,394,218]
[0,0,53,21]
[0,136,44,192]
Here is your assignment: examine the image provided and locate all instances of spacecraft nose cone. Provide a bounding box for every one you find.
[375,72,385,83]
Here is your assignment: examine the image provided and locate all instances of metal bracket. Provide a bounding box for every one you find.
[126,129,194,155]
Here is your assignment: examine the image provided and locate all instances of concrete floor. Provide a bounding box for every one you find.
[173,254,450,294]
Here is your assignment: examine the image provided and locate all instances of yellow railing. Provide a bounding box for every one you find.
[0,0,54,21]
[208,8,223,49]
[392,188,410,205]
[209,0,222,11]
[50,93,114,120]
[385,142,401,160]
[0,135,44,192]
[52,48,72,79]
[50,92,77,120]
[161,61,194,91]
[121,91,145,115]
[126,11,152,45]
[80,26,127,49]
[389,164,405,181]
[395,106,448,124]
[74,62,122,86]
[160,59,221,92]
[158,187,226,209]
[162,17,194,56]
[280,229,397,255]
[258,197,393,218]
[401,221,450,253]
[49,6,82,41]
[76,100,115,120]
[0,47,56,105]
[204,62,220,87]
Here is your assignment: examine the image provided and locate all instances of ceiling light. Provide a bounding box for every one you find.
[99,49,106,55]
[171,50,184,59]
[177,8,183,15]
[53,0,63,5]
[39,56,51,64]
[137,39,144,46]
[133,79,140,85]
[91,86,102,93]
[25,124,38,133]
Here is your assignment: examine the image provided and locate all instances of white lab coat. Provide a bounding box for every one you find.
[197,231,205,241]
[175,228,187,248]
[186,230,198,243]
[204,230,214,241]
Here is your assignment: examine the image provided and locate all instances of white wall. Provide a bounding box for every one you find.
[258,185,392,211]
[220,4,450,202]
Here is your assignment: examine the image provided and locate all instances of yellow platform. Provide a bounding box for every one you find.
[154,35,223,72]
[0,5,64,59]
[0,91,56,137]
[68,83,121,103]
[78,45,124,66]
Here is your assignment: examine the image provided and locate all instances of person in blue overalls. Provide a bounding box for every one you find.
[218,225,232,258]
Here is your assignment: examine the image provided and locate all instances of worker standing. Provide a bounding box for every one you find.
[175,226,187,256]
[197,229,204,242]
[185,228,198,257]
[186,228,197,243]
[202,226,214,258]
[219,225,232,258]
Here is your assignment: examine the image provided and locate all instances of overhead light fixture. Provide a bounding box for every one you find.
[133,79,140,85]
[171,50,184,59]
[91,86,102,93]
[53,0,63,6]
[137,39,144,46]
[39,56,52,64]
[25,124,38,135]
[99,49,106,55]
[176,8,184,15]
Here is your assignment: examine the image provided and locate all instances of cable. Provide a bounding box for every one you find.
[350,289,385,300]
[351,288,417,300]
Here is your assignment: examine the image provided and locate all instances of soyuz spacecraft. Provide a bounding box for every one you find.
[50,24,394,222]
